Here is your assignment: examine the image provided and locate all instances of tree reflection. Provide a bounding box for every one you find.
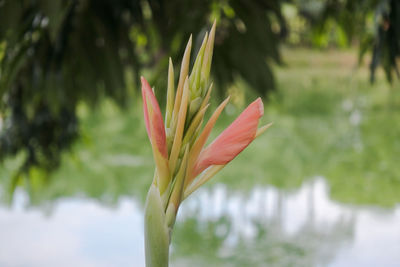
[172,180,355,266]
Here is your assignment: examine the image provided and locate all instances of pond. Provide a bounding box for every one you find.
[1,178,399,266]
[0,49,400,266]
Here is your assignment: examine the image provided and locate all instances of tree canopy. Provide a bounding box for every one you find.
[0,0,284,172]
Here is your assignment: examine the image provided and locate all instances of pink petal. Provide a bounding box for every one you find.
[192,98,264,177]
[141,77,168,158]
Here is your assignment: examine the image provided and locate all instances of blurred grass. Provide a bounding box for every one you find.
[217,48,400,207]
[1,48,400,208]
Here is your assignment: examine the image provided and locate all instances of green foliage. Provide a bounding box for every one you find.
[0,100,152,205]
[292,0,400,83]
[0,0,285,175]
[0,0,140,175]
[368,0,400,83]
[212,0,285,97]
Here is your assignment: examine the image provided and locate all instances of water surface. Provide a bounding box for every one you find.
[1,177,399,267]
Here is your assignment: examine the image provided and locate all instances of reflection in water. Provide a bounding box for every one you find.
[173,178,355,266]
[1,178,399,266]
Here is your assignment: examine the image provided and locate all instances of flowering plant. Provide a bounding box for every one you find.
[142,22,271,267]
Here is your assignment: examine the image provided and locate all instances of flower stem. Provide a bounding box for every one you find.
[144,185,170,267]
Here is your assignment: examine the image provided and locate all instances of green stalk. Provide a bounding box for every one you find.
[144,185,170,267]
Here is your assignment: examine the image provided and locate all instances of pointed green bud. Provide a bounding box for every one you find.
[182,104,209,146]
[201,20,216,93]
[189,96,202,115]
[200,82,213,109]
[165,58,175,128]
[186,96,203,125]
[172,35,192,124]
[169,77,190,175]
[189,32,208,97]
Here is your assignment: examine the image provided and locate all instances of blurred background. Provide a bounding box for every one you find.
[0,0,400,266]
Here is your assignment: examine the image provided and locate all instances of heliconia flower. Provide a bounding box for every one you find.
[143,22,272,267]
[191,97,264,178]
